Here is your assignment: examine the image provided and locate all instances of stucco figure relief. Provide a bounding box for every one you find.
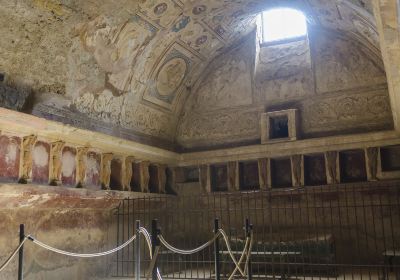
[366,147,378,181]
[199,164,211,193]
[100,153,113,190]
[291,155,303,187]
[19,135,37,183]
[122,156,135,191]
[157,164,167,194]
[49,141,65,185]
[76,147,89,187]
[325,151,339,184]
[227,161,239,191]
[139,161,150,193]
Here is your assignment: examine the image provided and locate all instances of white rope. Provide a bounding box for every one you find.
[139,227,153,258]
[0,237,27,272]
[138,227,163,280]
[218,229,250,277]
[227,232,253,280]
[158,233,220,255]
[27,234,136,258]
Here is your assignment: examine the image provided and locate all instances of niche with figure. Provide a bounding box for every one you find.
[211,164,228,192]
[239,161,260,191]
[271,158,292,188]
[304,154,327,186]
[339,150,367,183]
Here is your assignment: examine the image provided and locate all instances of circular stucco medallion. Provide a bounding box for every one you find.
[154,3,168,15]
[192,5,207,15]
[156,57,187,96]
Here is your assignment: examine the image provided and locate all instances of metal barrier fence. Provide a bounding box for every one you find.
[113,181,400,279]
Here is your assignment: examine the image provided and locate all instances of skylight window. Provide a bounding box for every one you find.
[262,8,307,43]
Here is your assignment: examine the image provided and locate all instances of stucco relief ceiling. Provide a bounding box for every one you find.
[0,0,381,148]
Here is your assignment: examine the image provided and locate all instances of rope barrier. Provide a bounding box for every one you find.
[0,223,251,280]
[26,234,136,258]
[218,229,250,277]
[0,237,27,273]
[226,231,253,280]
[158,233,220,255]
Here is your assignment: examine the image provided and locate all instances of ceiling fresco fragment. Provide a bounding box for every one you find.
[0,0,383,150]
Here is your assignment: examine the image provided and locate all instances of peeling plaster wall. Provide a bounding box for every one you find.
[0,209,111,280]
[177,28,393,150]
[0,184,166,280]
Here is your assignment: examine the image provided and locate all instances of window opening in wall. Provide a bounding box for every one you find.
[261,8,307,43]
[270,115,289,139]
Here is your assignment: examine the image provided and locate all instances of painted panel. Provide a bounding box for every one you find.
[0,135,20,182]
[32,141,50,185]
[61,146,76,187]
[85,152,101,190]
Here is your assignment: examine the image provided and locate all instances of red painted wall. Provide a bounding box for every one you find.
[0,136,20,182]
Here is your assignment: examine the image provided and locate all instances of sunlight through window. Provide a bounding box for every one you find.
[262,8,307,43]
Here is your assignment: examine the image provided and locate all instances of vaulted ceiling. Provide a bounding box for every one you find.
[0,0,384,149]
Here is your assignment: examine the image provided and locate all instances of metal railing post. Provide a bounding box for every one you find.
[151,219,159,280]
[18,224,24,280]
[135,220,141,280]
[214,218,221,280]
[245,218,253,280]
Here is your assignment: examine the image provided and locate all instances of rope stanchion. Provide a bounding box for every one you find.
[18,224,24,280]
[135,220,141,280]
[27,234,136,258]
[214,219,221,280]
[0,237,28,273]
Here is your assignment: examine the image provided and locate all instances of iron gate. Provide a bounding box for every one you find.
[113,180,400,279]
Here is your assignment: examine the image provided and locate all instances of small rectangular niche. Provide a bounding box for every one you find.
[339,150,367,183]
[149,165,159,193]
[261,109,298,144]
[183,167,199,182]
[211,164,228,192]
[270,115,289,139]
[380,145,400,172]
[271,158,292,188]
[239,161,260,191]
[131,163,141,192]
[304,154,327,186]
[110,159,123,191]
